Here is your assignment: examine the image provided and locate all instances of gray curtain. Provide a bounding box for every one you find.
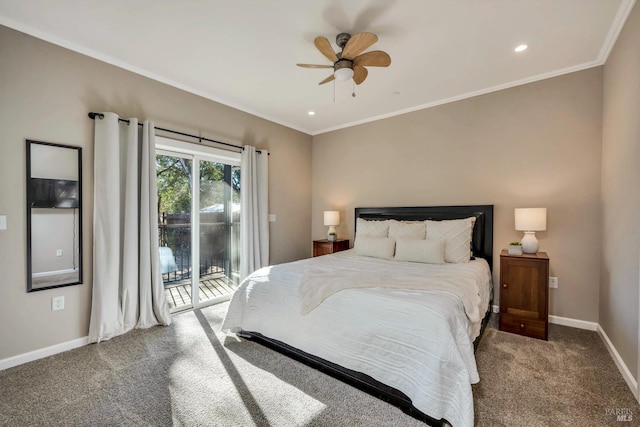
[240,145,269,280]
[88,112,171,343]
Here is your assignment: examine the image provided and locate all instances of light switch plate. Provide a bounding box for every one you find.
[269,214,276,222]
[0,215,6,230]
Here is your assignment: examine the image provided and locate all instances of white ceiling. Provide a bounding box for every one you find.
[0,0,635,135]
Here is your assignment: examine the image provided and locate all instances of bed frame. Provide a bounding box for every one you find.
[240,205,494,426]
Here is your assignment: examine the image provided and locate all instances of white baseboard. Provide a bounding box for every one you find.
[597,325,638,400]
[491,306,598,331]
[549,315,598,331]
[0,336,89,371]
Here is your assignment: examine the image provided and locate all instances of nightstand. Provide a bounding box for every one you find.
[499,250,549,340]
[313,239,350,257]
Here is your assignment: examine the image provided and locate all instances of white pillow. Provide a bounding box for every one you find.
[426,217,476,263]
[395,238,445,264]
[354,236,396,260]
[356,218,389,238]
[388,220,426,240]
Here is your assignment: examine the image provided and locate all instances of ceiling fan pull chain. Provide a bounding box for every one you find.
[352,81,356,98]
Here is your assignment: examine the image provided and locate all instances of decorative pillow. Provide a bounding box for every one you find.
[388,220,426,240]
[426,217,476,263]
[354,236,396,260]
[394,238,445,264]
[356,218,390,238]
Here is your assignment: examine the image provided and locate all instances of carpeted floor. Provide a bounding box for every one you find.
[473,316,639,426]
[0,302,638,426]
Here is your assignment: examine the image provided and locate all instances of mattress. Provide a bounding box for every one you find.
[222,250,492,426]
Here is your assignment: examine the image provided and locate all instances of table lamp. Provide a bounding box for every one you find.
[324,211,340,241]
[515,208,547,254]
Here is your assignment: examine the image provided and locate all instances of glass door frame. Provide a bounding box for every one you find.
[156,136,241,312]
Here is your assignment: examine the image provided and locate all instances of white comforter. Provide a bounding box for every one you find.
[222,250,492,427]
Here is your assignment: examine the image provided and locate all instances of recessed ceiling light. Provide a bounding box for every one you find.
[514,44,528,53]
[308,111,315,116]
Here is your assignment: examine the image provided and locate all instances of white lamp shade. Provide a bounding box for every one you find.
[324,211,340,226]
[515,208,547,231]
[334,67,354,81]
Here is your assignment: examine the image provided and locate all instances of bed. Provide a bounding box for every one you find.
[222,205,494,426]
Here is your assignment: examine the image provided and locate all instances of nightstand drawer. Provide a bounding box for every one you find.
[313,239,349,257]
[499,314,547,340]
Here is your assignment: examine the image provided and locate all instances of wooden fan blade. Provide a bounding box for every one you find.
[319,74,336,85]
[353,65,368,85]
[297,64,333,69]
[342,32,378,59]
[314,36,338,62]
[353,51,391,67]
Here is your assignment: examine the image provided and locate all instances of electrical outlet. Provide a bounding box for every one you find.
[0,215,6,230]
[56,249,63,257]
[52,296,64,311]
[549,277,558,289]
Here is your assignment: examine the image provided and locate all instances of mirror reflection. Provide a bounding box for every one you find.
[27,140,82,292]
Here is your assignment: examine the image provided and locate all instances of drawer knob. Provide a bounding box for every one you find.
[502,283,508,288]
[519,323,525,329]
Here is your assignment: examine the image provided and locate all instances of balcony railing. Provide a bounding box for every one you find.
[158,212,240,287]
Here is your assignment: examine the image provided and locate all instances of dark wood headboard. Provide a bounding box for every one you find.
[354,205,494,270]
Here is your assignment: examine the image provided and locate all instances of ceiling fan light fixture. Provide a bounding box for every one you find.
[299,32,390,86]
[333,58,354,81]
[334,67,354,81]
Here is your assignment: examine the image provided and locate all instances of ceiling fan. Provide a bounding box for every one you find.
[297,32,391,85]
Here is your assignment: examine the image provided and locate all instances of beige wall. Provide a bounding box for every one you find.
[312,68,603,323]
[0,26,312,360]
[601,3,640,383]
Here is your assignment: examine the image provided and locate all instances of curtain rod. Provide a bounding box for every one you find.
[88,112,267,154]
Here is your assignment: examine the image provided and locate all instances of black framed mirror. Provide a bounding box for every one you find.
[26,140,83,292]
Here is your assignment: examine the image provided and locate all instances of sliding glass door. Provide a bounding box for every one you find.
[156,137,240,313]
